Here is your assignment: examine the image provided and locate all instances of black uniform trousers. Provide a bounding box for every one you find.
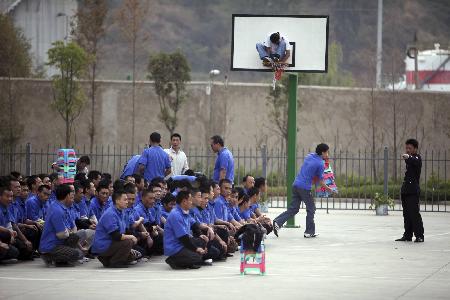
[401,193,424,239]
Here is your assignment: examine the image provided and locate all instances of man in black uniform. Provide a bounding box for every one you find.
[396,139,424,243]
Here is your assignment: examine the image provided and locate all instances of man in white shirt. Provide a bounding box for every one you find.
[256,32,291,66]
[164,133,189,177]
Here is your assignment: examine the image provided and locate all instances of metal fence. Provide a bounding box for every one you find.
[0,144,449,212]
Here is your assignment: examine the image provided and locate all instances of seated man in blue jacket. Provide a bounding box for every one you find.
[164,190,211,270]
[91,190,139,268]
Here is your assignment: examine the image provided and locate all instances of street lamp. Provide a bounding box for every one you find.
[56,12,69,44]
[206,69,220,175]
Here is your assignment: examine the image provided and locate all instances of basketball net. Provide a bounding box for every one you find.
[272,63,286,90]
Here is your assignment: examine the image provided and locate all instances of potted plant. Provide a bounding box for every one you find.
[369,192,395,216]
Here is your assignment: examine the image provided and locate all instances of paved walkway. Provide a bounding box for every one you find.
[1,209,449,300]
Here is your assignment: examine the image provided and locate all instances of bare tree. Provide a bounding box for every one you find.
[74,0,108,152]
[116,0,148,151]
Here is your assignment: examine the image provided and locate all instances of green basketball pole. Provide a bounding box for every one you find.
[286,73,298,228]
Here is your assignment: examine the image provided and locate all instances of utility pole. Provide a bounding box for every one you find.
[376,0,383,88]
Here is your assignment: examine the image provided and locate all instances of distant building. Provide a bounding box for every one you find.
[405,43,450,92]
[1,0,78,76]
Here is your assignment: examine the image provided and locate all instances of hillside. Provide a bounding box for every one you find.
[95,0,450,86]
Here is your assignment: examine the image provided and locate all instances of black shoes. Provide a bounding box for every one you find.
[414,237,424,243]
[273,221,280,237]
[395,237,412,242]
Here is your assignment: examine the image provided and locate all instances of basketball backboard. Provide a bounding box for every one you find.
[231,14,329,72]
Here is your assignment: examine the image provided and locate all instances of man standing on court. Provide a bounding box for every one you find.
[396,139,424,243]
[165,133,189,177]
[273,143,334,238]
[211,135,234,184]
[138,132,171,182]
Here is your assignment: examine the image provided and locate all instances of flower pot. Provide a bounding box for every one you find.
[376,204,388,216]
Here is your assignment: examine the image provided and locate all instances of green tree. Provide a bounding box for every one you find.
[47,41,89,147]
[0,14,31,159]
[74,0,108,152]
[148,51,191,135]
[298,42,354,87]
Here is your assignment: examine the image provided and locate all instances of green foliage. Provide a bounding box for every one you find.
[47,41,89,146]
[369,193,395,210]
[148,50,191,135]
[0,14,32,77]
[298,42,354,87]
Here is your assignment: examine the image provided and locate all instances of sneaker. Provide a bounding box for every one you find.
[1,258,18,265]
[128,260,138,265]
[202,259,213,266]
[395,237,412,242]
[188,265,201,269]
[304,233,318,238]
[273,221,280,238]
[414,237,424,243]
[262,56,272,66]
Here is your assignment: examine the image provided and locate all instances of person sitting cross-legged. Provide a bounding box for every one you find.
[39,184,84,267]
[91,190,139,268]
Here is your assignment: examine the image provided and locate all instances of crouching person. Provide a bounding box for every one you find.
[39,184,84,267]
[91,190,139,268]
[164,191,208,270]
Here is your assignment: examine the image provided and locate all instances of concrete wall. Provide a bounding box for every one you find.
[3,78,450,153]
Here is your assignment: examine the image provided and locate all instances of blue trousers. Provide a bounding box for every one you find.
[274,187,316,234]
[256,41,287,60]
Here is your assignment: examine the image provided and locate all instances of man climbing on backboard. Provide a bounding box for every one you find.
[256,32,291,67]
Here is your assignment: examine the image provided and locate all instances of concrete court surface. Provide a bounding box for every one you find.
[0,209,449,300]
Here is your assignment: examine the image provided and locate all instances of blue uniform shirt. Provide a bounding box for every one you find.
[239,207,252,220]
[25,195,46,221]
[124,207,140,230]
[70,197,90,222]
[134,202,156,225]
[12,197,26,224]
[293,153,325,190]
[89,197,108,221]
[39,201,73,253]
[213,195,232,222]
[189,206,203,224]
[213,147,235,183]
[151,201,163,226]
[120,155,141,179]
[164,205,196,257]
[138,146,171,181]
[250,203,260,214]
[0,203,14,227]
[206,201,217,224]
[228,204,241,222]
[92,206,127,254]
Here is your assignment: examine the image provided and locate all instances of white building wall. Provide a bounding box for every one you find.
[9,0,78,76]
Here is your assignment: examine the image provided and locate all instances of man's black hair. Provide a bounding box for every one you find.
[124,182,136,194]
[74,173,87,181]
[55,184,71,201]
[247,187,260,198]
[10,171,21,180]
[38,173,49,181]
[132,174,144,185]
[113,179,125,192]
[151,177,165,186]
[73,181,84,193]
[184,169,195,176]
[242,174,253,183]
[162,193,176,205]
[270,32,280,44]
[78,155,90,165]
[176,190,191,204]
[219,178,232,187]
[150,132,161,143]
[102,173,112,181]
[112,190,126,204]
[49,172,59,183]
[27,175,39,190]
[142,188,154,199]
[238,194,250,207]
[87,170,102,181]
[315,143,329,156]
[96,180,110,192]
[38,184,51,193]
[254,177,266,189]
[405,138,419,149]
[0,185,12,195]
[171,133,181,141]
[211,135,224,147]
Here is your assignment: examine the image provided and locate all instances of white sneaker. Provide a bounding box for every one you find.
[128,260,138,265]
[304,233,318,238]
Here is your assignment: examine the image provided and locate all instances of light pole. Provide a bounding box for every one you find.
[56,12,69,44]
[206,69,220,176]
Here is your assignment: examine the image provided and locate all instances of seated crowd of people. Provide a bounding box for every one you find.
[0,132,273,269]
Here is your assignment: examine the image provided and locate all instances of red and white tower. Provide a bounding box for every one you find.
[405,44,450,91]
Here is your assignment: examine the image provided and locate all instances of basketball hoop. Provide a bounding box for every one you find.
[272,62,286,90]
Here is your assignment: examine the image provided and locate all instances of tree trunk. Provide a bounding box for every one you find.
[371,88,377,183]
[89,62,97,153]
